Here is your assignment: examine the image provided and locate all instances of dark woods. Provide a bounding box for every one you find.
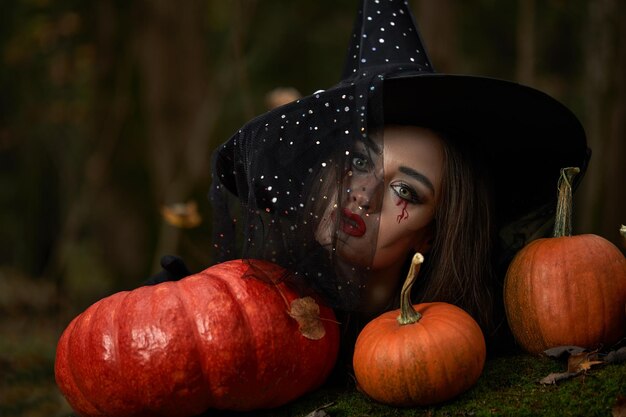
[1,0,624,313]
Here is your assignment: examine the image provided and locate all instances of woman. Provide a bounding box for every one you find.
[304,124,494,333]
[205,0,589,348]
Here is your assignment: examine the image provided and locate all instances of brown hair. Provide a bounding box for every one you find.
[415,132,495,335]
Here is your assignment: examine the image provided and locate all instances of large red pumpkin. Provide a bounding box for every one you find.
[504,167,626,354]
[55,259,340,417]
[353,253,486,407]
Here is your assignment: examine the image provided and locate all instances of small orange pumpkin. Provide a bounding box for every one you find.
[504,167,626,354]
[353,253,486,407]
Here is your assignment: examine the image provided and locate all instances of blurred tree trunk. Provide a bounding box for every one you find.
[43,0,134,295]
[516,0,535,85]
[414,0,458,72]
[578,0,626,252]
[132,0,214,270]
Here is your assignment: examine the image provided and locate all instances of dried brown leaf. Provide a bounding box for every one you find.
[161,201,202,228]
[567,352,603,373]
[289,296,325,340]
[540,349,607,384]
[265,87,302,109]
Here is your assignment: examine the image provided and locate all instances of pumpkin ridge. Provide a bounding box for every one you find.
[403,316,430,404]
[118,287,158,414]
[597,239,624,340]
[524,247,541,351]
[545,242,581,347]
[76,292,128,416]
[369,325,398,399]
[597,264,609,344]
[592,241,623,345]
[573,252,592,345]
[95,292,131,415]
[226,263,295,408]
[238,280,274,405]
[354,321,382,396]
[525,248,548,351]
[95,294,128,415]
[252,300,283,407]
[172,277,215,409]
[444,307,485,390]
[103,290,127,413]
[55,315,100,416]
[417,304,484,402]
[63,303,98,415]
[207,268,261,407]
[418,307,453,404]
[128,285,181,415]
[308,306,339,387]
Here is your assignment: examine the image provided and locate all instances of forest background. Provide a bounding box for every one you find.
[0,0,625,416]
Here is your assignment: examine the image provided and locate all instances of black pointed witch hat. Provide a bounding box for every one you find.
[211,0,589,267]
[341,0,434,77]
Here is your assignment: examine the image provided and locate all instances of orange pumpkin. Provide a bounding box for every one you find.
[55,259,340,416]
[504,167,626,354]
[353,253,486,406]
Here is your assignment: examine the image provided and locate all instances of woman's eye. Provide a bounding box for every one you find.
[391,183,421,204]
[351,155,369,171]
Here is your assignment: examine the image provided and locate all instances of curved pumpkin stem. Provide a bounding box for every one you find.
[553,167,580,238]
[397,252,424,326]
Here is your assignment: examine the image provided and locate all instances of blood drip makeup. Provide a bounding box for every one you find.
[396,199,409,223]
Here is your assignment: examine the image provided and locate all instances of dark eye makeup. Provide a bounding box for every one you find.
[390,181,423,204]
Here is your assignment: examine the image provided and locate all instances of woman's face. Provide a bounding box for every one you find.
[316,125,444,274]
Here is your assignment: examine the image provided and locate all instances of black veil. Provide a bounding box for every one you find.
[208,0,589,319]
[210,74,391,311]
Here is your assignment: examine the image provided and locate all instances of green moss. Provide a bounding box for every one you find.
[3,315,624,417]
[232,352,626,417]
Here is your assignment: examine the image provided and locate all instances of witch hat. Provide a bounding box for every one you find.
[211,0,589,272]
[341,0,434,77]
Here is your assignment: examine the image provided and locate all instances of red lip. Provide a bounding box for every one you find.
[341,208,366,237]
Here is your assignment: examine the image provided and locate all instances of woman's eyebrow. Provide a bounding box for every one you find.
[399,166,435,195]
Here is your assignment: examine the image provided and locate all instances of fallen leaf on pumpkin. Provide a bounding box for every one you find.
[289,297,325,340]
[161,201,202,228]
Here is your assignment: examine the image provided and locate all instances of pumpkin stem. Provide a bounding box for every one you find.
[553,167,580,238]
[397,252,424,326]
